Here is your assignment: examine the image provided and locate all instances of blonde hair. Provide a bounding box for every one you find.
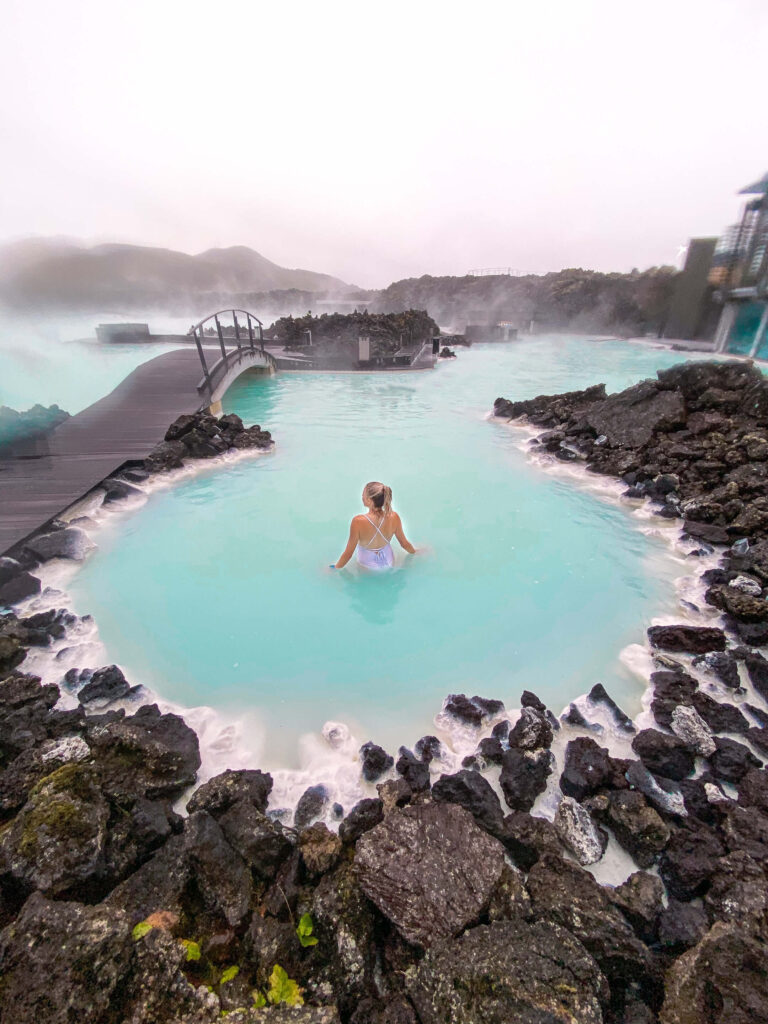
[363,480,392,517]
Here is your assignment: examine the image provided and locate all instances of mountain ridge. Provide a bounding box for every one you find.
[0,238,351,310]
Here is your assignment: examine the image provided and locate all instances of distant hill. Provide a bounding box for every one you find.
[0,239,350,311]
[370,267,679,336]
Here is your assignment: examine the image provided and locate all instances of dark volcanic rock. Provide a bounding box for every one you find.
[0,891,214,1024]
[77,663,131,704]
[647,624,726,653]
[405,920,606,1024]
[658,899,709,952]
[499,746,554,811]
[507,705,553,750]
[217,802,291,880]
[526,854,658,999]
[182,810,253,928]
[354,801,504,948]
[144,439,187,472]
[0,569,41,606]
[708,736,762,783]
[588,682,635,732]
[299,821,342,878]
[738,767,768,812]
[88,703,201,799]
[704,849,768,924]
[413,734,442,762]
[660,821,726,900]
[608,870,664,943]
[501,811,564,870]
[585,380,685,448]
[559,736,627,801]
[660,920,768,1024]
[339,798,383,844]
[589,789,671,867]
[632,728,695,781]
[359,741,393,782]
[431,769,505,837]
[396,747,430,792]
[443,693,503,726]
[186,768,272,817]
[0,763,109,898]
[294,784,330,828]
[691,691,749,733]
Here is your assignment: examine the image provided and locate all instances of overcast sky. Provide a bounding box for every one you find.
[2,0,767,287]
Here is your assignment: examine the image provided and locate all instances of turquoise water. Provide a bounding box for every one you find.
[0,312,191,414]
[68,337,694,764]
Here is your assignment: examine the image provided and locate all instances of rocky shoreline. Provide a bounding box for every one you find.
[2,371,768,1021]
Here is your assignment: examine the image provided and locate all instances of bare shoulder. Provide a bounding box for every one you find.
[390,510,402,525]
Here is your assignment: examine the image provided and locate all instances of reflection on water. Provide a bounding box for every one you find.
[336,563,412,625]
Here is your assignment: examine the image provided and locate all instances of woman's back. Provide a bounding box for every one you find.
[357,510,396,550]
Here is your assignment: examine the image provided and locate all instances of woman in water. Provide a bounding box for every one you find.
[331,481,417,570]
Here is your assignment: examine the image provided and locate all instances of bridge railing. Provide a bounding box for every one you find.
[188,309,268,394]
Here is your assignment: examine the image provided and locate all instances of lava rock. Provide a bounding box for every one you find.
[691,691,749,734]
[396,747,431,792]
[354,801,504,948]
[660,821,725,900]
[499,746,554,812]
[657,899,709,952]
[507,706,553,750]
[413,734,442,762]
[487,863,532,922]
[590,789,671,867]
[0,891,215,1024]
[608,870,664,943]
[339,798,384,844]
[632,728,695,781]
[708,736,762,784]
[77,664,131,704]
[294,784,330,828]
[88,703,201,800]
[670,704,716,756]
[216,802,292,880]
[442,693,504,726]
[0,569,41,607]
[431,769,505,838]
[587,682,635,732]
[186,768,272,817]
[559,736,627,801]
[359,741,394,783]
[299,821,342,877]
[501,811,564,870]
[405,920,606,1024]
[660,920,768,1024]
[647,624,727,653]
[526,854,658,1000]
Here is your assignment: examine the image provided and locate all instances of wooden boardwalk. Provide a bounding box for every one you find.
[1,349,223,555]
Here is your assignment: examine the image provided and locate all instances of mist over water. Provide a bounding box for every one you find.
[66,337,694,766]
[0,313,191,413]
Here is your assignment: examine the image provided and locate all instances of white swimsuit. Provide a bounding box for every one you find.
[357,514,395,570]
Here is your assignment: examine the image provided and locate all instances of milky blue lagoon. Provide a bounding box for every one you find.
[64,337,699,765]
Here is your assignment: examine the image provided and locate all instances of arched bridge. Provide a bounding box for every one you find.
[0,309,275,555]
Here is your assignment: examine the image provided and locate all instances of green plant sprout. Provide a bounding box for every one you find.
[131,921,153,940]
[180,939,201,962]
[220,965,239,985]
[251,964,303,1008]
[296,913,318,948]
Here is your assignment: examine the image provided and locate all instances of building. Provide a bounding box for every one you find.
[663,237,719,341]
[712,172,768,358]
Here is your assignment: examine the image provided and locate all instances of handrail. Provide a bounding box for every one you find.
[188,308,266,393]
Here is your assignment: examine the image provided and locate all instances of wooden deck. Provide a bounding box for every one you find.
[1,349,221,555]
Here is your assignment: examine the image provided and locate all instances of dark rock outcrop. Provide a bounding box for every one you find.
[354,802,504,948]
[405,920,606,1024]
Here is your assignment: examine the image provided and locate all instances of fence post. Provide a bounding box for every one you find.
[233,311,242,350]
[247,314,255,351]
[194,327,212,391]
[215,315,227,362]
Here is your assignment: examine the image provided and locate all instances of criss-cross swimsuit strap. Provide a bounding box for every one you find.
[363,514,389,548]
